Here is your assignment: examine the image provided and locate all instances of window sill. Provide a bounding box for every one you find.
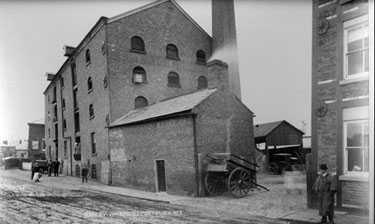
[92,153,97,157]
[196,61,206,66]
[130,49,146,54]
[339,76,369,85]
[89,115,95,120]
[339,173,369,182]
[86,61,91,67]
[133,81,148,85]
[88,89,93,94]
[168,84,181,88]
[166,56,180,61]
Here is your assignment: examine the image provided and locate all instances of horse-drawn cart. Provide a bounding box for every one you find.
[205,153,269,198]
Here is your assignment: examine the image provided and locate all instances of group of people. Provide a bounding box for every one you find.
[47,159,61,177]
[31,158,60,182]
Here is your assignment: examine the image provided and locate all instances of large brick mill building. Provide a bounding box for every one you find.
[43,0,255,195]
[310,0,371,211]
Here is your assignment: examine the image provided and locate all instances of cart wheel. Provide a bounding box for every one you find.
[204,172,226,196]
[228,167,251,198]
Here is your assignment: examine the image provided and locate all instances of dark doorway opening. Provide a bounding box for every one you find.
[156,160,166,192]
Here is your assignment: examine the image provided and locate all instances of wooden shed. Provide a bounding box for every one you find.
[254,120,305,174]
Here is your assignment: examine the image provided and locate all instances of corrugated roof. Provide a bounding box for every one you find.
[254,121,284,138]
[109,88,217,127]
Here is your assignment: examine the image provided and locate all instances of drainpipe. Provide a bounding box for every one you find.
[64,137,72,176]
[192,114,199,197]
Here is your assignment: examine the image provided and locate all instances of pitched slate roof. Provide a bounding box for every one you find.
[109,88,217,128]
[254,121,284,138]
[254,120,304,138]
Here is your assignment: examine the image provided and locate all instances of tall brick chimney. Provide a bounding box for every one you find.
[211,0,241,100]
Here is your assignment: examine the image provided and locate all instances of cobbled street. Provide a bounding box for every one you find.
[0,169,285,224]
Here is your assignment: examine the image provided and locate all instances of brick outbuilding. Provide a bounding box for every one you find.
[109,88,254,196]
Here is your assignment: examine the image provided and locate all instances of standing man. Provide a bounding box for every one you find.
[53,158,60,177]
[47,160,52,177]
[312,164,337,224]
[81,164,89,183]
[31,159,36,180]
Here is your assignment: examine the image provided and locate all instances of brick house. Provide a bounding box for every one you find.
[309,0,371,211]
[43,0,244,185]
[27,123,46,160]
[109,86,254,196]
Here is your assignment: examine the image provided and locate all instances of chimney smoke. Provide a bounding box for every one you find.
[212,0,241,99]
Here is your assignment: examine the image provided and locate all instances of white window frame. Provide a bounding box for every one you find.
[343,15,369,80]
[342,106,369,178]
[133,73,144,83]
[32,141,39,150]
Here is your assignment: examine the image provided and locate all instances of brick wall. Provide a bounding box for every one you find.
[342,181,369,209]
[106,1,212,121]
[73,26,110,182]
[194,90,255,162]
[110,116,196,196]
[27,123,45,160]
[311,0,369,209]
[44,22,110,180]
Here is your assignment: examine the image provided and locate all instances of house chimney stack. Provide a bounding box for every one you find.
[207,59,229,91]
[211,0,241,99]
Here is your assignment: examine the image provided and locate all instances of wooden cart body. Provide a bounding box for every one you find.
[205,153,269,198]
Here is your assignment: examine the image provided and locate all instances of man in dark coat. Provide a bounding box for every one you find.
[312,164,337,224]
[31,160,36,180]
[53,158,60,177]
[81,165,89,183]
[47,160,52,177]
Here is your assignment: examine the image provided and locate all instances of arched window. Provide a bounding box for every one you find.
[134,96,148,109]
[131,36,145,52]
[166,44,179,59]
[168,72,180,86]
[89,104,94,118]
[87,77,93,91]
[132,66,146,83]
[196,50,206,64]
[85,49,91,64]
[91,164,97,179]
[197,76,208,89]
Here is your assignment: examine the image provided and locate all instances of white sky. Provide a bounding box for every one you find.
[0,0,312,142]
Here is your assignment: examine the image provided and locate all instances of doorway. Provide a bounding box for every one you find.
[155,160,166,192]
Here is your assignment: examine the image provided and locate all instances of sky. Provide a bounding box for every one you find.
[0,0,312,143]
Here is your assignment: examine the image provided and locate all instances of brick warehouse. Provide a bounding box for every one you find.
[43,0,254,188]
[309,0,371,211]
[109,62,254,196]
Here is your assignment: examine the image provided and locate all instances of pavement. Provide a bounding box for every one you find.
[1,168,369,224]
